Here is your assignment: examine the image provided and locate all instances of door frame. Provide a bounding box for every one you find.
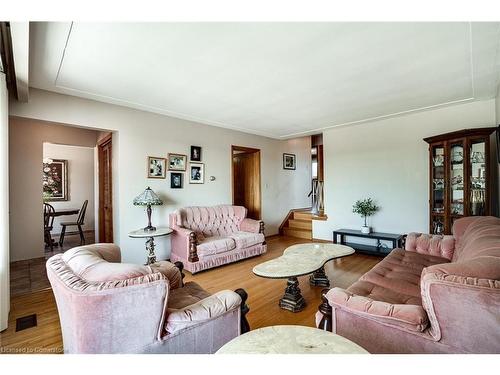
[97,133,113,242]
[231,145,262,220]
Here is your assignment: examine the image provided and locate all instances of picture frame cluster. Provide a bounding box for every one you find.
[147,146,204,188]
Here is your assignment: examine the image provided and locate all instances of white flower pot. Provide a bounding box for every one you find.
[361,226,371,234]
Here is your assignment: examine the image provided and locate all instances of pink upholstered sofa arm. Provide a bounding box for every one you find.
[240,218,263,234]
[405,233,455,260]
[324,287,429,333]
[165,290,242,334]
[420,259,500,350]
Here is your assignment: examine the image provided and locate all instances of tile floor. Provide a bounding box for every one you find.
[10,230,95,296]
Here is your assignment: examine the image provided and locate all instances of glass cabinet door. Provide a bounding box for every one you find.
[449,141,465,229]
[431,145,445,234]
[470,139,487,216]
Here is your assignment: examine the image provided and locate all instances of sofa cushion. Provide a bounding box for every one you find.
[165,288,241,335]
[230,231,265,249]
[168,282,211,309]
[358,249,449,301]
[197,236,236,257]
[328,287,429,332]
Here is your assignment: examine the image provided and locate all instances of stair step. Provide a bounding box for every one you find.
[293,212,313,221]
[283,227,312,240]
[288,219,312,230]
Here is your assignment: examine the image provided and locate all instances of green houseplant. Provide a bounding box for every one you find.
[352,198,380,233]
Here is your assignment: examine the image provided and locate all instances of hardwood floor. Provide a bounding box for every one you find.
[0,235,380,353]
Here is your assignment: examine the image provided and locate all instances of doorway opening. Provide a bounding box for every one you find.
[97,133,113,243]
[310,134,324,215]
[231,146,262,220]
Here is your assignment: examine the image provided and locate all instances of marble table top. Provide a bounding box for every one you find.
[128,227,173,238]
[216,325,369,354]
[253,243,355,279]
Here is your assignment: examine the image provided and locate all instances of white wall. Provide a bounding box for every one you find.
[314,99,497,240]
[10,89,311,264]
[0,74,10,331]
[43,143,95,234]
[9,117,99,261]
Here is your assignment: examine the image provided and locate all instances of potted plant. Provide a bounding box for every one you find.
[352,198,380,234]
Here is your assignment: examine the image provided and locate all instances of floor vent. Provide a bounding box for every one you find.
[15,314,37,331]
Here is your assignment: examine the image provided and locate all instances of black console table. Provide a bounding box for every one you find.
[333,229,404,257]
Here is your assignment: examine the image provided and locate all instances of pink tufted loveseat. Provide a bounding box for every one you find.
[169,205,267,274]
[316,216,500,353]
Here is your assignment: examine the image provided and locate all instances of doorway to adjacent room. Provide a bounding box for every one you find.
[231,145,262,220]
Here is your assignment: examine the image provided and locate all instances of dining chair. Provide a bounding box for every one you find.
[59,200,88,246]
[44,203,56,251]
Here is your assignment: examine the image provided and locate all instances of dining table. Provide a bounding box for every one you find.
[44,207,80,248]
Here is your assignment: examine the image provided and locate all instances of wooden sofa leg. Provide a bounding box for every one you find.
[318,288,333,331]
[259,221,266,245]
[173,261,185,285]
[234,288,250,334]
[188,232,199,262]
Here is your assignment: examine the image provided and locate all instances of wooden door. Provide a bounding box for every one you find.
[232,146,261,220]
[98,134,113,242]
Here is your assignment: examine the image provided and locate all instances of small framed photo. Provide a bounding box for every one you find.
[283,153,296,170]
[189,163,204,184]
[168,153,187,171]
[148,156,166,178]
[170,173,183,189]
[190,146,202,161]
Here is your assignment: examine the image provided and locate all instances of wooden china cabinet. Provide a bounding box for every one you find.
[423,127,497,235]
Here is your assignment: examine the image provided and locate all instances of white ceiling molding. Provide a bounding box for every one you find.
[28,22,500,139]
[10,22,30,102]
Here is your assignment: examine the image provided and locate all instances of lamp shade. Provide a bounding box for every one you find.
[133,187,163,206]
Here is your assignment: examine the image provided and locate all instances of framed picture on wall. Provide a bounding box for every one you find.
[168,153,187,171]
[148,156,166,178]
[189,163,204,184]
[43,159,69,201]
[283,153,296,170]
[190,146,202,161]
[170,173,183,188]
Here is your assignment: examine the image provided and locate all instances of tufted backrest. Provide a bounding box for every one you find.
[174,205,247,237]
[451,216,500,262]
[61,243,154,282]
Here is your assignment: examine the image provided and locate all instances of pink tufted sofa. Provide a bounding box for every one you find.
[169,205,267,274]
[46,243,249,353]
[316,216,500,353]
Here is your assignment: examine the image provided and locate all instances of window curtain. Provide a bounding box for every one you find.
[0,72,9,331]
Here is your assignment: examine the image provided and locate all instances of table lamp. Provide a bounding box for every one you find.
[133,187,163,232]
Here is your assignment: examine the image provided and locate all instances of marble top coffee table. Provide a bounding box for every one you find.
[253,243,354,312]
[216,325,368,354]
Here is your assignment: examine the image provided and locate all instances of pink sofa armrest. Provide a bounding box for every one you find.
[150,261,183,289]
[165,290,242,334]
[240,218,263,234]
[420,258,500,349]
[405,233,455,260]
[325,287,429,333]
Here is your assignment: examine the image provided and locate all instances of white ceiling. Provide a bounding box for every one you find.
[28,22,500,139]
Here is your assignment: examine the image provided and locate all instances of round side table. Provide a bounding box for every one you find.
[216,325,369,354]
[128,227,173,265]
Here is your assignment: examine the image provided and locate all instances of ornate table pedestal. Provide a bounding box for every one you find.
[216,325,369,354]
[128,227,173,265]
[253,243,355,312]
[279,277,306,312]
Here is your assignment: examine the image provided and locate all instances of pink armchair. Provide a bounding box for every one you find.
[169,205,267,274]
[316,216,500,354]
[46,243,249,354]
